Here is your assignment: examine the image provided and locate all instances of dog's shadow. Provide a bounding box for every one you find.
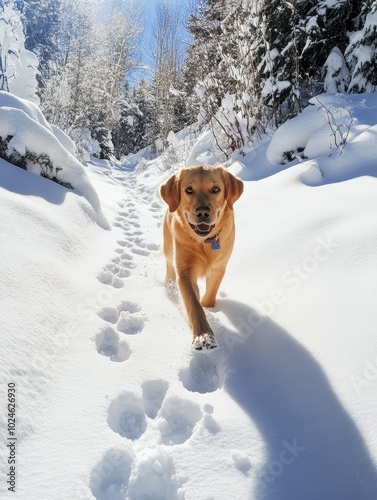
[213,299,377,500]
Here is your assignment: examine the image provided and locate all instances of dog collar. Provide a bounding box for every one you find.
[204,229,222,251]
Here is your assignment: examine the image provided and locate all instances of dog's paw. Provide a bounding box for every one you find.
[192,332,218,351]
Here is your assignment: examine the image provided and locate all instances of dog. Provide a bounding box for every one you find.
[160,165,244,350]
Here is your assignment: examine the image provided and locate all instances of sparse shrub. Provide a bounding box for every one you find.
[0,135,73,188]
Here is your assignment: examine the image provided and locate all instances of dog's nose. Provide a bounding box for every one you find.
[195,206,211,221]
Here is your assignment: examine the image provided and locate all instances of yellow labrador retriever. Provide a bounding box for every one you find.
[160,165,243,350]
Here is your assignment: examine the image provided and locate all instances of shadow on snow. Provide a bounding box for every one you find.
[217,298,377,500]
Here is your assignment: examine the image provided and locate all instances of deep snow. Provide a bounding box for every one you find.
[1,93,377,500]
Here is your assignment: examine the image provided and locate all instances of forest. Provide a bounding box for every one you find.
[1,0,377,161]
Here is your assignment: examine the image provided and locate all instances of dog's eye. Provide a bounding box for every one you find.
[212,186,220,193]
[185,187,193,194]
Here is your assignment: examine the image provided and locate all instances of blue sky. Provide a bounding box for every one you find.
[130,0,193,83]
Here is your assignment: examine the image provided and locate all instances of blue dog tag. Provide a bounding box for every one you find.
[212,241,221,251]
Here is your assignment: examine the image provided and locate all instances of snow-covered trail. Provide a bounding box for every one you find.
[84,162,377,500]
[82,165,259,499]
[2,153,377,500]
[83,163,377,499]
[75,164,262,500]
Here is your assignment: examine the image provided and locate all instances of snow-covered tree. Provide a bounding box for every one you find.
[346,0,377,92]
[323,47,349,94]
[150,0,184,145]
[0,0,39,103]
[37,0,94,131]
[184,0,373,156]
[185,0,229,124]
[112,80,155,157]
[39,0,142,158]
[218,0,267,147]
[257,0,357,120]
[172,70,192,132]
[16,0,61,79]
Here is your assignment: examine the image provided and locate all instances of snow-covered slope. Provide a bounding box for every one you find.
[1,93,377,500]
[0,92,109,229]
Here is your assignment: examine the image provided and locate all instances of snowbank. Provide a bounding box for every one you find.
[0,92,109,229]
[266,93,377,170]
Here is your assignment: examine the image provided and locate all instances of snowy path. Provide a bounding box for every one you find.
[83,163,377,500]
[2,147,377,500]
[85,166,245,500]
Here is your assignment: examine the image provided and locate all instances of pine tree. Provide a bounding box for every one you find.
[184,0,372,156]
[133,80,156,151]
[346,0,377,92]
[172,70,192,133]
[257,0,356,120]
[112,80,156,158]
[185,0,229,124]
[112,84,143,157]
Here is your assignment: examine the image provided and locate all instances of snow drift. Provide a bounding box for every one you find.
[0,91,109,229]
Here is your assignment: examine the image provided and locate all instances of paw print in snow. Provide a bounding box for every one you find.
[117,312,145,335]
[107,392,147,440]
[157,396,202,446]
[95,326,131,363]
[116,301,146,335]
[97,301,146,336]
[128,448,181,500]
[179,351,222,394]
[90,447,133,499]
[97,269,124,289]
[142,380,169,419]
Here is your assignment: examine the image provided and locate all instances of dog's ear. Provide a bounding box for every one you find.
[160,172,181,212]
[225,170,244,210]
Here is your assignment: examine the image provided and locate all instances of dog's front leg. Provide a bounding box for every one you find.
[201,266,226,308]
[177,272,217,350]
[162,213,176,285]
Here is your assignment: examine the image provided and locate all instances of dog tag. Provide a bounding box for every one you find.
[212,241,221,251]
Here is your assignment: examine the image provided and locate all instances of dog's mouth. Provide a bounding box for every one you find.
[189,222,215,237]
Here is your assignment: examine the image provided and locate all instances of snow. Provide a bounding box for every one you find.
[346,11,377,92]
[8,48,40,104]
[0,92,109,229]
[323,47,349,94]
[266,93,377,165]
[1,91,377,500]
[0,3,39,104]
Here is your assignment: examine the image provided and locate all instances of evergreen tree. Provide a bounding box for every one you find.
[172,70,192,132]
[257,0,358,119]
[219,0,267,142]
[112,80,156,158]
[185,0,229,124]
[184,0,373,156]
[346,0,377,92]
[132,80,155,151]
[112,85,143,157]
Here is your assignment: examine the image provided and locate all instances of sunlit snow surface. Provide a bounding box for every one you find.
[1,93,377,499]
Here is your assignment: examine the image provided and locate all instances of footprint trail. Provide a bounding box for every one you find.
[90,166,226,499]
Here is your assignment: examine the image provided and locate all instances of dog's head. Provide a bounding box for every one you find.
[160,165,243,237]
